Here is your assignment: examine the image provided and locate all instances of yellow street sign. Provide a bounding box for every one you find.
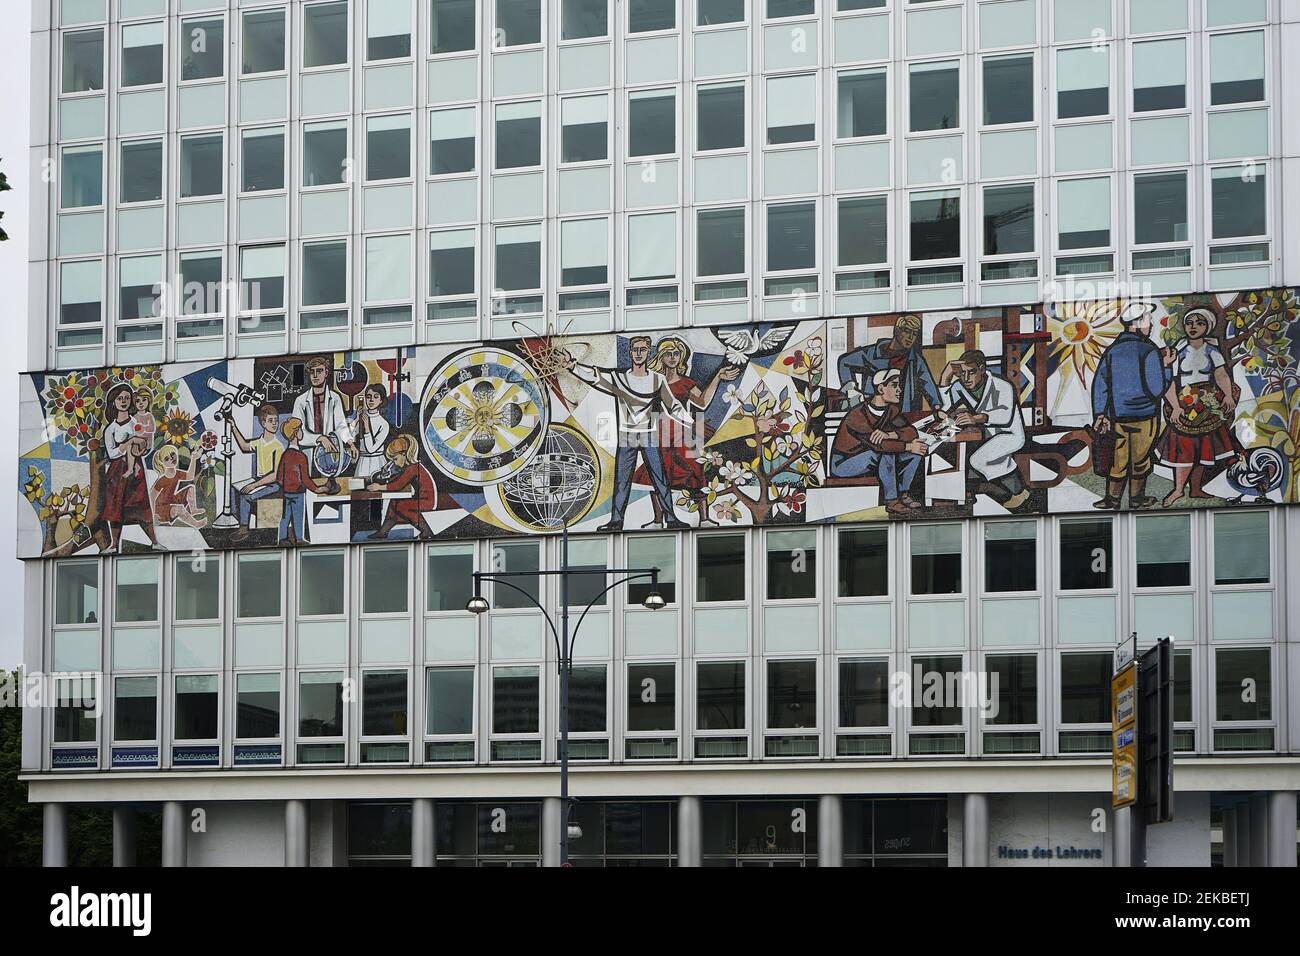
[1112,663,1137,809]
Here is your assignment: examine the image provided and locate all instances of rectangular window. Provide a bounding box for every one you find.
[982,183,1034,256]
[910,189,961,261]
[1057,177,1110,249]
[178,250,223,322]
[983,54,1032,125]
[697,534,745,602]
[242,9,286,75]
[767,530,817,600]
[627,663,675,731]
[63,29,104,93]
[1132,37,1185,112]
[114,558,159,624]
[560,217,609,287]
[119,256,163,326]
[304,1,349,68]
[427,543,474,612]
[60,260,102,330]
[911,523,961,595]
[563,0,608,40]
[766,74,817,144]
[837,195,888,284]
[241,128,285,192]
[696,207,746,279]
[1210,167,1266,241]
[237,552,282,618]
[302,240,348,307]
[1215,648,1270,721]
[909,61,959,132]
[300,551,346,616]
[1133,170,1188,250]
[122,22,163,87]
[493,665,540,734]
[1059,652,1110,723]
[54,677,98,743]
[494,223,543,300]
[628,535,675,604]
[1214,512,1269,585]
[838,527,887,598]
[561,95,607,163]
[699,0,745,25]
[55,561,99,626]
[429,228,476,299]
[766,202,816,277]
[767,659,816,729]
[698,83,746,151]
[363,548,410,614]
[627,211,678,301]
[180,17,224,81]
[569,665,607,733]
[60,145,103,208]
[629,89,676,157]
[179,134,223,198]
[1174,648,1192,724]
[630,0,675,33]
[838,69,886,139]
[1056,46,1108,118]
[362,670,409,736]
[697,661,745,730]
[431,0,477,54]
[236,673,280,739]
[426,667,474,735]
[114,676,157,742]
[838,659,889,727]
[564,537,608,607]
[1135,514,1190,587]
[491,540,540,609]
[175,555,220,621]
[120,139,162,204]
[368,0,413,60]
[367,114,412,181]
[496,0,541,47]
[1209,31,1264,105]
[984,520,1036,593]
[299,672,345,737]
[239,244,287,320]
[175,675,219,740]
[495,101,542,169]
[1059,518,1112,590]
[986,655,1037,725]
[365,234,413,321]
[304,120,348,187]
[769,0,814,17]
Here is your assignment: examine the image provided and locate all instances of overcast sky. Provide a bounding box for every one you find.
[0,7,32,669]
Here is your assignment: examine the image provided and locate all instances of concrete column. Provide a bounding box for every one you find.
[962,793,988,867]
[1113,807,1132,867]
[285,800,310,867]
[1235,801,1252,867]
[42,804,67,868]
[817,794,843,867]
[1267,791,1297,867]
[112,807,137,867]
[161,801,187,868]
[1250,795,1268,868]
[541,797,562,867]
[677,796,702,867]
[1222,807,1238,867]
[412,798,435,867]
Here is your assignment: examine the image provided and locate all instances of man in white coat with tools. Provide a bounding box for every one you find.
[937,349,1029,510]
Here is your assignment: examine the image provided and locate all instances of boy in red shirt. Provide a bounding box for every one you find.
[237,417,324,545]
[366,434,436,539]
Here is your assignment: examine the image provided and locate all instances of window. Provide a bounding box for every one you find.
[909,189,961,282]
[362,670,409,736]
[561,95,607,163]
[179,134,223,198]
[364,234,413,324]
[1215,648,1270,721]
[569,665,607,733]
[496,0,541,47]
[630,0,675,32]
[1059,518,1112,590]
[114,677,158,742]
[909,61,959,132]
[239,244,287,331]
[122,22,163,87]
[627,663,675,731]
[838,659,888,727]
[174,552,220,623]
[55,561,99,626]
[491,541,540,609]
[1132,171,1189,269]
[628,535,675,604]
[698,83,745,151]
[363,548,409,614]
[1214,512,1269,585]
[430,107,476,174]
[1132,38,1185,112]
[1059,653,1110,723]
[242,128,285,192]
[368,0,412,60]
[766,74,816,144]
[629,89,676,157]
[427,543,473,612]
[767,659,816,729]
[54,678,98,744]
[838,69,886,139]
[1210,166,1266,244]
[982,54,1032,125]
[428,229,476,312]
[304,1,349,67]
[302,240,348,307]
[180,17,224,81]
[769,0,814,17]
[626,211,678,304]
[303,120,348,187]
[300,551,346,615]
[114,558,159,624]
[1056,45,1108,118]
[984,521,1035,593]
[494,224,543,306]
[60,145,103,208]
[118,256,162,329]
[237,553,282,618]
[495,101,542,169]
[242,8,285,75]
[1209,31,1264,105]
[910,523,961,595]
[178,250,224,334]
[431,0,477,54]
[767,530,816,600]
[838,527,887,597]
[1057,177,1110,250]
[59,260,102,332]
[563,0,608,40]
[696,206,747,295]
[698,662,745,730]
[697,534,745,602]
[982,183,1034,258]
[367,114,412,181]
[837,196,888,289]
[236,673,280,739]
[1136,514,1190,587]
[493,666,540,734]
[299,672,345,737]
[699,0,745,25]
[560,218,609,308]
[766,202,816,286]
[175,675,219,740]
[985,654,1037,725]
[120,140,162,204]
[62,29,103,93]
[427,667,474,735]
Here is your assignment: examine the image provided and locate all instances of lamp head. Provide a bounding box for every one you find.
[465,595,490,615]
[642,591,666,611]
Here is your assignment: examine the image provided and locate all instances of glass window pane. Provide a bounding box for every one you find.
[697,661,745,730]
[179,251,222,316]
[983,54,1033,125]
[569,665,607,733]
[242,9,286,74]
[1057,178,1111,250]
[495,101,542,169]
[838,69,886,139]
[362,670,408,736]
[368,0,413,59]
[180,18,225,81]
[1134,171,1188,246]
[431,0,477,54]
[767,74,817,144]
[427,667,475,734]
[767,659,816,729]
[1060,653,1111,723]
[429,229,476,297]
[1214,512,1269,585]
[240,244,286,312]
[1209,31,1264,105]
[1060,518,1112,589]
[1174,648,1192,724]
[175,674,219,740]
[60,260,102,326]
[365,234,412,303]
[630,0,674,33]
[986,654,1037,725]
[180,135,223,198]
[122,22,163,87]
[63,29,104,93]
[304,2,350,68]
[909,61,959,132]
[367,114,411,181]
[496,0,542,46]
[1136,514,1190,587]
[56,561,99,625]
[493,666,540,734]
[561,218,609,287]
[364,548,410,614]
[838,196,888,268]
[699,0,745,25]
[910,189,961,261]
[119,254,161,321]
[628,535,675,604]
[304,120,348,187]
[1215,648,1270,721]
[697,534,745,602]
[1133,38,1185,112]
[628,212,676,282]
[984,520,1036,592]
[238,553,282,618]
[1211,167,1266,240]
[491,541,540,609]
[494,224,542,291]
[242,128,285,192]
[910,523,962,594]
[838,659,888,727]
[766,202,816,273]
[302,241,348,306]
[429,106,476,174]
[698,83,746,151]
[1056,46,1108,118]
[563,0,608,39]
[838,527,887,597]
[114,676,157,741]
[697,207,745,277]
[983,183,1034,256]
[61,146,103,208]
[299,671,345,737]
[300,550,346,615]
[54,678,98,743]
[565,537,608,607]
[114,558,159,623]
[629,89,676,157]
[427,544,473,612]
[561,95,607,163]
[236,673,280,739]
[175,554,220,620]
[120,140,162,204]
[766,529,817,599]
[627,663,675,732]
[769,0,814,17]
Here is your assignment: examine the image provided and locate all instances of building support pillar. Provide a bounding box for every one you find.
[161,801,187,868]
[112,807,137,867]
[1249,794,1268,868]
[677,796,702,868]
[1235,801,1252,867]
[285,800,310,867]
[962,793,988,867]
[1267,791,1297,867]
[42,803,67,868]
[541,797,562,867]
[412,798,435,867]
[1222,807,1238,867]
[817,795,843,867]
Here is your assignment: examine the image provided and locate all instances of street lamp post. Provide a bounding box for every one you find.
[466,526,665,866]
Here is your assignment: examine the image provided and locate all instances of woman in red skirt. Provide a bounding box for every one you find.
[1156,308,1242,506]
[99,383,162,552]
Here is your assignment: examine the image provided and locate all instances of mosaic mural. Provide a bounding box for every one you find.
[18,288,1300,558]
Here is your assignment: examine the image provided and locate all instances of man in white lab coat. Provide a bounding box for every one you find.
[938,349,1029,510]
[291,355,357,488]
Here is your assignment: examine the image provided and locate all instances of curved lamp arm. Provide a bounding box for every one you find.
[569,571,658,658]
[476,575,563,660]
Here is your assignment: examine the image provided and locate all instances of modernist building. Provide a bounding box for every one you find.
[18,0,1300,867]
